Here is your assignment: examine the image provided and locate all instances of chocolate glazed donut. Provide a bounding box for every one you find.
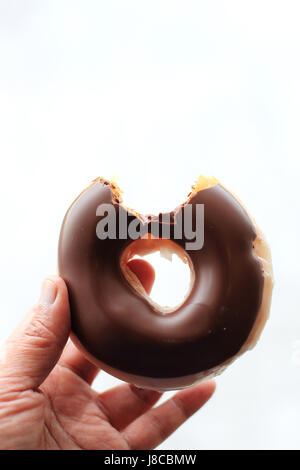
[58,176,273,390]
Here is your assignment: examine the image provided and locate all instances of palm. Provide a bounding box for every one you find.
[1,341,214,450]
[30,363,129,450]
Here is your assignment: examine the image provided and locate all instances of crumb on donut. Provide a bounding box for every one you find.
[188,175,219,198]
[92,175,123,203]
[92,175,143,219]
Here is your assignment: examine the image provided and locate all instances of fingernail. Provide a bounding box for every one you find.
[39,279,57,306]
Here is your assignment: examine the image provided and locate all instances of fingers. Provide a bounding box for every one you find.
[0,276,70,392]
[122,380,216,450]
[127,259,155,295]
[58,340,99,385]
[97,383,162,430]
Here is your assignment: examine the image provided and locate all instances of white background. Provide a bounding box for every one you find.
[0,1,300,450]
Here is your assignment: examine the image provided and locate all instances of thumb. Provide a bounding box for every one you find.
[0,276,70,392]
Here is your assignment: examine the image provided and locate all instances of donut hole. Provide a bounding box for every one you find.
[120,238,194,314]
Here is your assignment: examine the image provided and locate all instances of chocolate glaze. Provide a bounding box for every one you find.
[58,180,264,385]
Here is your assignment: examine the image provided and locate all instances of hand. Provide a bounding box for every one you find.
[0,260,215,450]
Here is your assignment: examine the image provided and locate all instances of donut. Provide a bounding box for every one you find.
[58,176,273,391]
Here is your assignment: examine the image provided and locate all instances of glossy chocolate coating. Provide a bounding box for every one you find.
[58,180,264,387]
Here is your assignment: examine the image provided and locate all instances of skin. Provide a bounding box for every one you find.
[0,259,215,450]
